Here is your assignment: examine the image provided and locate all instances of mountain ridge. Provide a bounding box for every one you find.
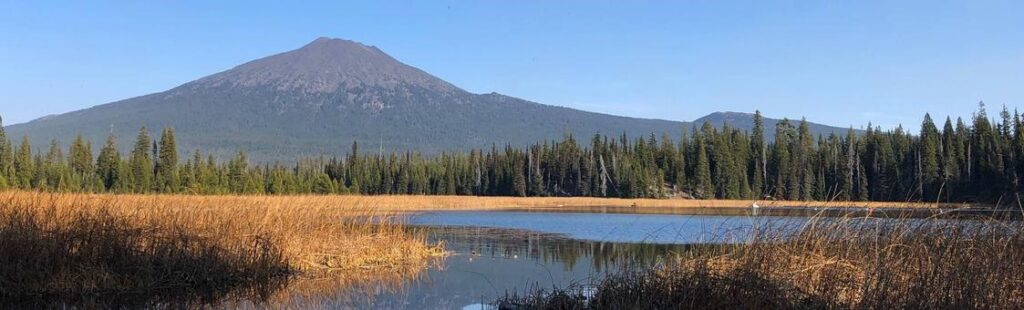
[6,37,853,162]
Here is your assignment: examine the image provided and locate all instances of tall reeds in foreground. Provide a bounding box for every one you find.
[0,191,441,307]
[497,215,1024,309]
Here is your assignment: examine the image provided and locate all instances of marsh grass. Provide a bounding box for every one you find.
[496,214,1024,309]
[0,191,442,308]
[284,195,967,210]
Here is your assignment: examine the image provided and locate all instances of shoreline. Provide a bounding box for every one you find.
[0,190,983,212]
[0,190,983,210]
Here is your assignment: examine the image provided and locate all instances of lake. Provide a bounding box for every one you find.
[296,209,852,308]
[280,207,1017,309]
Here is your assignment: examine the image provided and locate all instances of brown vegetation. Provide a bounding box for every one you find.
[497,215,1024,309]
[0,191,442,307]
[419,196,968,209]
[61,194,957,211]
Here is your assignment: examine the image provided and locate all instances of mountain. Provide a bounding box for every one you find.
[692,112,860,139]
[5,37,852,162]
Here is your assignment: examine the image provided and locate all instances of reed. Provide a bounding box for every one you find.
[0,191,442,307]
[336,195,970,209]
[38,194,959,211]
[496,215,1024,309]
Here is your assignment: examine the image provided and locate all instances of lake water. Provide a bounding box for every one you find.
[408,210,814,244]
[309,210,812,308]
[292,208,1018,309]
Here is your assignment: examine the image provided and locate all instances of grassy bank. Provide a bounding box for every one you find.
[0,191,442,307]
[35,193,963,211]
[331,195,971,210]
[0,192,977,214]
[497,216,1024,309]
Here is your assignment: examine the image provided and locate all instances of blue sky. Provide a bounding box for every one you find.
[2,1,1022,131]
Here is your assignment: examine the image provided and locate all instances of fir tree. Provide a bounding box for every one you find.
[13,136,33,188]
[156,128,179,191]
[750,111,767,198]
[694,123,714,198]
[129,127,153,193]
[919,114,941,199]
[771,120,794,199]
[0,115,12,181]
[69,134,94,177]
[797,119,815,200]
[96,134,121,190]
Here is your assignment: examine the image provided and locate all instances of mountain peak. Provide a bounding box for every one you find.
[703,111,753,118]
[8,38,857,162]
[303,36,378,53]
[191,37,457,94]
[694,111,755,125]
[693,111,858,138]
[311,36,337,44]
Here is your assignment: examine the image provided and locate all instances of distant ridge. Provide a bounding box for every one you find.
[6,37,852,162]
[693,112,860,138]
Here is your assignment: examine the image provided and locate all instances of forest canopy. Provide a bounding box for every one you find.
[0,103,1020,204]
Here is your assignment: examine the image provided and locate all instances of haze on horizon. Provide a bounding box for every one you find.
[2,1,1022,131]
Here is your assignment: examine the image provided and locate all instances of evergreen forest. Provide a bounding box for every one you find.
[1,103,1020,204]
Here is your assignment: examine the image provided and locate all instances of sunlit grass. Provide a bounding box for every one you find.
[90,194,960,211]
[0,191,443,307]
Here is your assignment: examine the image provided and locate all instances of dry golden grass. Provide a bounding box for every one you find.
[0,191,444,272]
[57,194,961,211]
[365,195,956,209]
[2,191,969,215]
[0,191,443,307]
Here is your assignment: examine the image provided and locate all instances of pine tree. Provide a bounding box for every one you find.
[919,114,941,200]
[13,136,33,188]
[941,117,959,200]
[771,120,794,199]
[711,125,733,198]
[527,147,545,196]
[511,157,527,197]
[971,102,1002,198]
[228,150,248,194]
[839,129,856,201]
[0,115,12,182]
[69,134,93,177]
[797,119,815,200]
[96,134,121,190]
[129,127,153,193]
[156,128,179,192]
[1014,112,1024,193]
[347,141,361,193]
[750,111,766,198]
[675,127,688,193]
[43,139,70,191]
[694,123,714,198]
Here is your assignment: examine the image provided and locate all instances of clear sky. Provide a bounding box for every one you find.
[2,1,1022,131]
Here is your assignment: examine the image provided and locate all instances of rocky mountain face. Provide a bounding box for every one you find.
[6,37,852,162]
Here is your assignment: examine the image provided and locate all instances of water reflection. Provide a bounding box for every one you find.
[408,208,1021,245]
[497,205,1024,219]
[426,227,689,273]
[408,211,810,244]
[309,226,692,309]
[266,208,1020,308]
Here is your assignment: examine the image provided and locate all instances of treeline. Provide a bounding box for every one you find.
[0,103,1020,203]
